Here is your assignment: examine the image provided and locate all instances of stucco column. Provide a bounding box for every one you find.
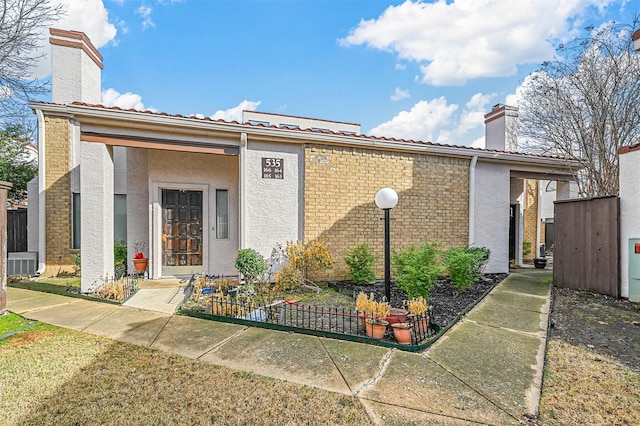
[1,181,13,314]
[620,149,640,299]
[80,142,114,292]
[126,148,150,275]
[473,162,510,273]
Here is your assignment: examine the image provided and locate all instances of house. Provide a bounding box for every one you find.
[29,29,581,292]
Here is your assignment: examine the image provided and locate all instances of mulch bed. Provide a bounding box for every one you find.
[329,273,508,328]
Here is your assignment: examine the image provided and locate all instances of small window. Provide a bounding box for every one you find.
[72,193,81,249]
[114,194,127,242]
[216,189,229,239]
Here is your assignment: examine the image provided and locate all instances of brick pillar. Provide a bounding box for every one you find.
[44,116,74,275]
[1,181,13,314]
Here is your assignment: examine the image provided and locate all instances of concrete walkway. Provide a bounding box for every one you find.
[6,269,552,425]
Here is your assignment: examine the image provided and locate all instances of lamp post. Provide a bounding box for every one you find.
[375,188,398,303]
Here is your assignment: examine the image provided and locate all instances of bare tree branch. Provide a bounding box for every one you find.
[0,0,63,129]
[518,18,640,197]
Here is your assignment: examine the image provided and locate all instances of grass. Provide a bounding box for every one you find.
[540,339,640,425]
[0,313,31,335]
[0,314,370,425]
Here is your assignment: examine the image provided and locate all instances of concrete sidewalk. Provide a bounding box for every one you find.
[7,269,552,425]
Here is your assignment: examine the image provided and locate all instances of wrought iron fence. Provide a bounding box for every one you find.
[181,274,439,348]
[92,274,139,303]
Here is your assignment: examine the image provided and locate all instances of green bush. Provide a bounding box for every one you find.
[444,247,490,291]
[522,240,532,257]
[344,243,376,285]
[235,248,266,285]
[114,240,127,268]
[392,242,444,300]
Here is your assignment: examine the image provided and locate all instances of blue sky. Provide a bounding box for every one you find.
[33,0,636,147]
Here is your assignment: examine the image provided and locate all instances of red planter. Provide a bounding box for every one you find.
[133,258,148,272]
[386,308,408,324]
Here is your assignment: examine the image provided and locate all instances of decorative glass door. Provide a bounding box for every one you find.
[162,189,203,276]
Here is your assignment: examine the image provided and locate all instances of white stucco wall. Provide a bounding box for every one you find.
[243,141,302,258]
[27,177,39,252]
[51,41,100,104]
[147,150,239,277]
[126,148,149,272]
[474,162,511,273]
[619,149,640,299]
[80,143,114,292]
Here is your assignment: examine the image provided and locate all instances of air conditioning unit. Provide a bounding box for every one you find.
[7,252,38,276]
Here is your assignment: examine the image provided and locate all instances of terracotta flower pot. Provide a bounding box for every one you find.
[365,320,388,339]
[391,322,412,344]
[386,308,408,324]
[133,258,148,272]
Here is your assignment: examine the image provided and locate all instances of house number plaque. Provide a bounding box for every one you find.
[262,157,284,179]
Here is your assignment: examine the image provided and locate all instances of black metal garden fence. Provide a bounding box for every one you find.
[179,274,440,350]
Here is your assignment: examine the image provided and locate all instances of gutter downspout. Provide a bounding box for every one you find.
[239,133,247,249]
[35,109,46,276]
[468,156,478,247]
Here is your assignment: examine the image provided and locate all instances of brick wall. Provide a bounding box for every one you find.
[304,144,470,280]
[523,179,539,260]
[44,115,75,275]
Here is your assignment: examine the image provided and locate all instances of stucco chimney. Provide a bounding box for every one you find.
[484,104,519,151]
[49,28,102,104]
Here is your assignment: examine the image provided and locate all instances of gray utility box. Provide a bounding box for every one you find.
[628,238,640,302]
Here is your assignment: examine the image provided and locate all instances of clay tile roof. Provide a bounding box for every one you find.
[46,101,578,161]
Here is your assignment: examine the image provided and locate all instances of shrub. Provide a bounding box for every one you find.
[299,239,334,280]
[444,247,490,291]
[392,242,444,300]
[344,243,376,285]
[235,248,266,285]
[523,240,532,257]
[274,240,334,290]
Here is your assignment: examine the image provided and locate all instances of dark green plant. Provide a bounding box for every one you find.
[444,247,490,292]
[235,248,266,285]
[114,240,127,268]
[392,242,444,300]
[344,243,376,285]
[522,240,532,257]
[0,124,37,200]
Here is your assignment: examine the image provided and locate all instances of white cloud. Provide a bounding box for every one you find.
[31,0,117,79]
[136,4,155,29]
[436,92,496,145]
[369,92,495,145]
[368,97,458,141]
[340,0,614,86]
[209,100,261,122]
[101,88,153,111]
[395,63,407,70]
[469,137,485,149]
[390,87,410,101]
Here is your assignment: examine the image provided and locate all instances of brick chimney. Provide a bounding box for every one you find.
[484,104,519,151]
[49,28,102,104]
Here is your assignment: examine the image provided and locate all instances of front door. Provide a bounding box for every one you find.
[162,189,203,276]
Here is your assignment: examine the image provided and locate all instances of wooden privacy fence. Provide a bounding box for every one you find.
[7,209,27,252]
[553,196,619,297]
